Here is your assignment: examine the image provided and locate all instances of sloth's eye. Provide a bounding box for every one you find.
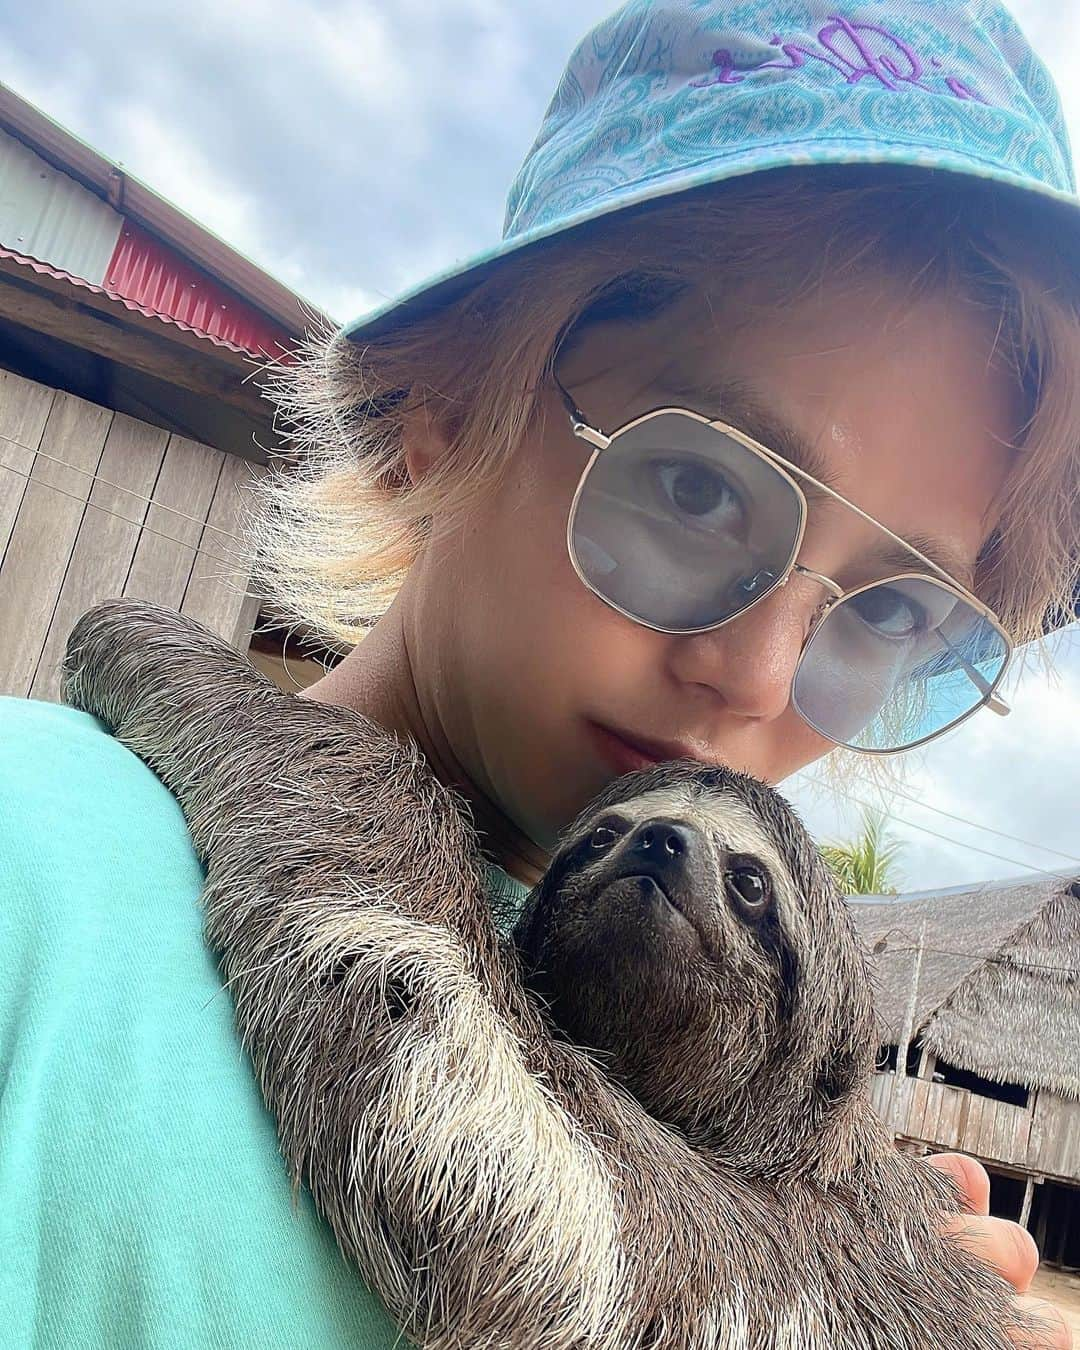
[725,864,770,909]
[590,826,619,850]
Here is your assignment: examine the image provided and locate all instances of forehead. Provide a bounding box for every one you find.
[563,280,1023,585]
[698,294,1019,560]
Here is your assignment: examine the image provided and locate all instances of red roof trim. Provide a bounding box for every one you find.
[104,220,297,359]
[0,243,296,361]
[0,85,332,335]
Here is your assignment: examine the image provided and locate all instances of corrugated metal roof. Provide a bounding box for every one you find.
[0,83,332,334]
[0,128,121,283]
[105,221,297,358]
[0,244,272,356]
[0,122,298,360]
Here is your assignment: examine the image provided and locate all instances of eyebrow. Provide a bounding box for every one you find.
[868,538,975,591]
[652,373,844,491]
[651,372,977,590]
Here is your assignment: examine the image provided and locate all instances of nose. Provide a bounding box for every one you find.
[623,817,699,898]
[629,819,693,864]
[666,578,821,722]
[619,816,714,940]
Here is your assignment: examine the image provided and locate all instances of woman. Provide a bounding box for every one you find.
[3,1,1078,1346]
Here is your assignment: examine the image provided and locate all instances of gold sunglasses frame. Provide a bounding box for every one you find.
[555,382,1013,754]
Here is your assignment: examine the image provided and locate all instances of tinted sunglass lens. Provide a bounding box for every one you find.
[791,576,1009,751]
[568,412,803,631]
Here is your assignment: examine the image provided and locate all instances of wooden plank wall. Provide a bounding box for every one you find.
[871,1072,1080,1183]
[0,369,266,700]
[1031,1094,1080,1181]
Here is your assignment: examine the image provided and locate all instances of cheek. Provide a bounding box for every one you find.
[475,439,599,650]
[442,436,659,833]
[477,429,665,668]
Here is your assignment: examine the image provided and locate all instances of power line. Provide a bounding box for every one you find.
[823,775,1080,869]
[877,942,1080,979]
[802,775,1079,881]
[0,447,259,586]
[1,431,258,544]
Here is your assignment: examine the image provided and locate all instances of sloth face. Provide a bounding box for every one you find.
[512,761,873,1143]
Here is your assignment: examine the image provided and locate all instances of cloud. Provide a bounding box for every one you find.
[1,0,617,322]
[111,100,267,262]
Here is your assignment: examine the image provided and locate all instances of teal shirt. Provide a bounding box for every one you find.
[0,694,530,1349]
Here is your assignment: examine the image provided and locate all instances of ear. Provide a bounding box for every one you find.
[400,390,460,487]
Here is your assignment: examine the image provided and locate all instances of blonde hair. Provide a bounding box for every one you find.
[252,166,1080,653]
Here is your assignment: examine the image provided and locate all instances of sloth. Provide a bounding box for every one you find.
[60,598,1041,1350]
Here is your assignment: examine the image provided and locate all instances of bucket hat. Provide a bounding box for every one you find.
[335,0,1080,630]
[338,0,1078,348]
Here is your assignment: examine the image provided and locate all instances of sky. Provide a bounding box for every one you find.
[4,1,1080,893]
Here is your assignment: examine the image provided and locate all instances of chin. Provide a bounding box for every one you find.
[583,875,705,963]
[528,773,612,848]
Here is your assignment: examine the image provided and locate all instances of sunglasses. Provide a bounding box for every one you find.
[553,377,1013,754]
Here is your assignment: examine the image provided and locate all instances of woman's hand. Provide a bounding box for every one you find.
[929,1154,1071,1348]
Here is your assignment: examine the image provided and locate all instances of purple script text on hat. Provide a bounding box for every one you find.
[689,15,987,104]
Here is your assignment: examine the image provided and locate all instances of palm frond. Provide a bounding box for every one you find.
[822,808,903,895]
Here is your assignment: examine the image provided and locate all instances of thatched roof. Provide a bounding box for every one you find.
[849,874,1080,1100]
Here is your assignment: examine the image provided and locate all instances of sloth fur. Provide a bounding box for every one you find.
[61,599,1041,1350]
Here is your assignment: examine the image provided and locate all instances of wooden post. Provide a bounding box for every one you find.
[1019,1175,1035,1229]
[1034,1181,1050,1256]
[1053,1192,1069,1268]
[891,921,926,1139]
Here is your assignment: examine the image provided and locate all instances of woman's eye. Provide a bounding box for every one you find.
[726,864,770,908]
[651,457,745,533]
[849,585,926,639]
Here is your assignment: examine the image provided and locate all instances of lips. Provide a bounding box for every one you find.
[587,721,712,775]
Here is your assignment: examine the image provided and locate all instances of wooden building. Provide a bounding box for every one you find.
[0,81,333,699]
[853,875,1080,1268]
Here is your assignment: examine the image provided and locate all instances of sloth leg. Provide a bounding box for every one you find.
[61,599,635,1350]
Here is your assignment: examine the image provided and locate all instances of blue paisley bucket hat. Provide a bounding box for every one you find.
[338,0,1078,347]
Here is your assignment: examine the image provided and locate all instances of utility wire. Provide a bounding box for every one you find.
[810,774,1080,869]
[879,943,1080,978]
[1,431,263,542]
[0,445,258,586]
[801,775,1079,881]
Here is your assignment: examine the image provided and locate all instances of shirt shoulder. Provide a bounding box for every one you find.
[0,693,200,893]
[0,694,400,1349]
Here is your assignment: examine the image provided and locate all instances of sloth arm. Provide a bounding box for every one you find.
[60,601,1036,1350]
[60,599,658,1350]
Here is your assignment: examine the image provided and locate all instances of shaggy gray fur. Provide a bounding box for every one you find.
[61,599,1043,1350]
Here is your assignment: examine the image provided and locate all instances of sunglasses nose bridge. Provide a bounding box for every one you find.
[779,563,843,645]
[790,562,844,601]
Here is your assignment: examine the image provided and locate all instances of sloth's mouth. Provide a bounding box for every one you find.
[603,873,703,949]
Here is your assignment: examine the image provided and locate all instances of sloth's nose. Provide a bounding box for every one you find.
[622,817,712,936]
[628,819,693,863]
[625,819,702,899]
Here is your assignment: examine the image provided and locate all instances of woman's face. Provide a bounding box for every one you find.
[408,278,1022,856]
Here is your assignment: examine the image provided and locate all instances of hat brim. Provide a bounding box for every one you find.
[337,141,1080,349]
